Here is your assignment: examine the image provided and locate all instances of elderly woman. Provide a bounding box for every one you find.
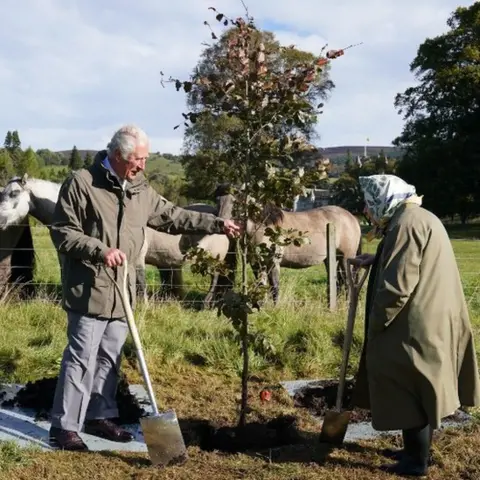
[351,174,480,477]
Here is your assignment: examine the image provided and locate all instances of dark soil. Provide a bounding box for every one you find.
[179,415,304,453]
[293,379,370,423]
[1,374,145,424]
[292,379,471,425]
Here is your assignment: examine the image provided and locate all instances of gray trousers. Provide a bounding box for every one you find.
[51,311,129,432]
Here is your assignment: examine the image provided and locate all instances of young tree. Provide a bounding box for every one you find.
[162,5,350,428]
[179,24,335,199]
[69,145,84,170]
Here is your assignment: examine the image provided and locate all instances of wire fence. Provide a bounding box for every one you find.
[1,222,480,307]
[1,251,480,308]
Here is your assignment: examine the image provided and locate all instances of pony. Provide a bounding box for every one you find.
[214,184,362,303]
[0,188,36,298]
[142,202,234,307]
[0,175,232,308]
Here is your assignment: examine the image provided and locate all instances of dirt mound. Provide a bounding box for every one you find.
[293,379,371,423]
[1,374,145,424]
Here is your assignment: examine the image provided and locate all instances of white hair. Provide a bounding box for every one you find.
[106,124,149,161]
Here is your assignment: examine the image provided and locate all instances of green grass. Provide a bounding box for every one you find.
[1,224,480,478]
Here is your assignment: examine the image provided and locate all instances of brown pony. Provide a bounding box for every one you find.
[215,185,362,303]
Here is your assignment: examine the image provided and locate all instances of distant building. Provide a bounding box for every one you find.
[293,188,333,211]
[289,151,334,211]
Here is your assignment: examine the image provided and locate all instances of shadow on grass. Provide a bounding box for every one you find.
[258,440,387,473]
[179,290,211,311]
[91,420,391,476]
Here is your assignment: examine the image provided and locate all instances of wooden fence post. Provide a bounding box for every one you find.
[327,222,337,311]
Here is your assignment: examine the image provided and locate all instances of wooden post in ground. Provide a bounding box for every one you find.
[327,223,337,311]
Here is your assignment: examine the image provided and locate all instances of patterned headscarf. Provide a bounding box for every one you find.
[359,174,422,239]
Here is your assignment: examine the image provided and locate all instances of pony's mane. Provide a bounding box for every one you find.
[27,177,61,188]
[7,176,60,189]
[213,183,285,225]
[261,203,284,226]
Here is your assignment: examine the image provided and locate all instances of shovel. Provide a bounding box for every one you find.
[105,259,188,467]
[319,259,370,445]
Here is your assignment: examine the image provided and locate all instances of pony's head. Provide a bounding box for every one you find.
[0,174,32,229]
[260,203,284,226]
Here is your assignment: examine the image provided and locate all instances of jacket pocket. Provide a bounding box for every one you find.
[65,259,109,296]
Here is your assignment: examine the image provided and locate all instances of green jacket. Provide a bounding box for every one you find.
[50,151,225,318]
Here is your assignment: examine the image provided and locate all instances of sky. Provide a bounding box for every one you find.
[0,0,472,154]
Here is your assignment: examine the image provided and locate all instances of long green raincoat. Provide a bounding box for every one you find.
[354,202,480,430]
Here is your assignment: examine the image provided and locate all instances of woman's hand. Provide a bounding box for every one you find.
[350,253,376,268]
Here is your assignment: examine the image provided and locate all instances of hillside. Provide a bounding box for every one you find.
[54,150,184,177]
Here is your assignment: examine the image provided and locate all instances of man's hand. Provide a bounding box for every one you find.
[350,253,376,268]
[223,219,243,238]
[103,248,127,267]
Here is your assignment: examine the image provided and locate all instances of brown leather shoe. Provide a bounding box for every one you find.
[49,427,89,451]
[84,419,134,443]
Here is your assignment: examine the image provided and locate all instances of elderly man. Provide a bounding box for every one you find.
[48,124,242,451]
[352,174,480,477]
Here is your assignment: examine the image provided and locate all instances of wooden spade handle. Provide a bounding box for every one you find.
[335,260,371,410]
[105,260,160,416]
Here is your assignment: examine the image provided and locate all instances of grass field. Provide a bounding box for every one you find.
[1,224,480,478]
